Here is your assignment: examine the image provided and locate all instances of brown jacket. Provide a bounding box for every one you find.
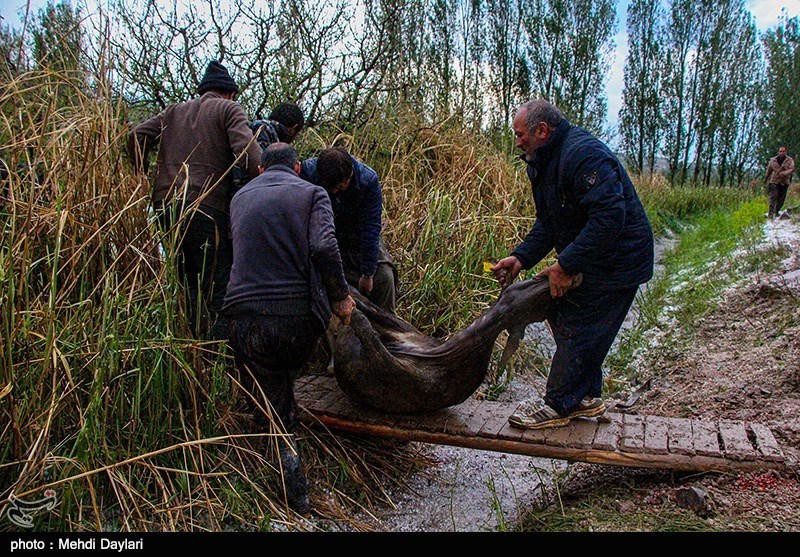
[765,155,795,186]
[128,92,261,214]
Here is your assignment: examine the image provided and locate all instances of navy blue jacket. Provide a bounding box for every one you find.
[300,157,383,277]
[223,165,350,330]
[511,119,654,290]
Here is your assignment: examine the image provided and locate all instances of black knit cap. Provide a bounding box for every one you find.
[197,60,238,95]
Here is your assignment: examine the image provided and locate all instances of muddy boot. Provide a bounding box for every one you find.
[278,436,310,515]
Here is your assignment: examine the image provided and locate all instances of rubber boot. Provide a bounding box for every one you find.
[278,435,310,515]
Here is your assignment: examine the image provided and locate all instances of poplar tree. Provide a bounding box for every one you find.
[524,0,616,135]
[620,0,663,176]
[760,15,800,164]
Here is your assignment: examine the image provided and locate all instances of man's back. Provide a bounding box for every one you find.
[518,120,654,289]
[223,142,353,516]
[129,92,260,213]
[225,165,346,328]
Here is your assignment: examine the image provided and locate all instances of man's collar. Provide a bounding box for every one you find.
[200,91,225,100]
[538,119,571,157]
[263,164,297,175]
[522,118,571,164]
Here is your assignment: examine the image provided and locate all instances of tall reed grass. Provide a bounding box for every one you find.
[0,69,430,531]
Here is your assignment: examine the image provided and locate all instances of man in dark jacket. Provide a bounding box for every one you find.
[231,102,306,192]
[300,147,397,313]
[491,99,654,430]
[224,143,355,514]
[128,60,261,339]
[252,102,305,145]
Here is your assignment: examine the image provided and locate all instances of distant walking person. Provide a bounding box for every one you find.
[765,146,795,218]
[128,60,261,338]
[224,143,355,514]
[491,100,654,430]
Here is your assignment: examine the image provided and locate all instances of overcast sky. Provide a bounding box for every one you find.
[2,0,799,133]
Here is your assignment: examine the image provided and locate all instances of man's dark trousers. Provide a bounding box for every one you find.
[768,183,789,217]
[156,203,232,339]
[227,313,323,434]
[544,284,639,416]
[338,238,397,313]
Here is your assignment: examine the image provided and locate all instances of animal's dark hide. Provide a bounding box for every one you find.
[332,276,574,413]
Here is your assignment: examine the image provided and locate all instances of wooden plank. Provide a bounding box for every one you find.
[748,423,786,463]
[478,403,519,438]
[392,411,428,430]
[592,413,623,451]
[440,399,483,436]
[297,374,328,391]
[296,381,333,404]
[497,421,528,442]
[299,375,336,396]
[415,408,460,434]
[565,419,599,449]
[296,380,315,400]
[310,376,338,392]
[544,422,574,447]
[308,386,345,415]
[692,419,722,458]
[620,414,645,453]
[643,415,670,455]
[293,376,312,396]
[667,417,695,456]
[330,395,366,421]
[459,402,497,434]
[343,399,398,427]
[518,426,551,445]
[298,380,787,471]
[462,416,489,436]
[323,391,359,420]
[450,397,482,417]
[718,420,757,461]
[307,413,786,473]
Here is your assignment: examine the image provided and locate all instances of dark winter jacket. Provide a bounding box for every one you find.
[300,157,383,277]
[127,91,261,214]
[223,165,350,331]
[511,119,654,290]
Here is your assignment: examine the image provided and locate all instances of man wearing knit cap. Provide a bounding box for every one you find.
[129,60,262,339]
